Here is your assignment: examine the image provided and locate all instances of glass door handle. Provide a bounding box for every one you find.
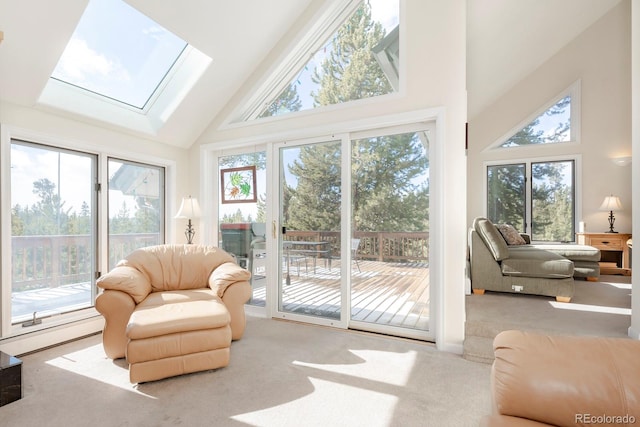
[272,220,277,239]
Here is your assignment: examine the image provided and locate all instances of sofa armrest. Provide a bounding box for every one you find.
[95,290,136,359]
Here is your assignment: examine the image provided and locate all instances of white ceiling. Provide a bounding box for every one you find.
[0,0,624,147]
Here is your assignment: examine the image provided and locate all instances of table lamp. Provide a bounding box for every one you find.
[175,196,201,244]
[599,195,622,233]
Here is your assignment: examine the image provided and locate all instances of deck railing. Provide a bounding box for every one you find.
[11,233,160,292]
[11,230,427,292]
[285,230,429,262]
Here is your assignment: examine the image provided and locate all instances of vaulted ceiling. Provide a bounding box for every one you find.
[0,0,624,148]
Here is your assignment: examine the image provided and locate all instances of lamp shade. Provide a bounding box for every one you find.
[599,195,622,211]
[175,196,201,219]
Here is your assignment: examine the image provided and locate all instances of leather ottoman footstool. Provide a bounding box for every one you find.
[126,291,232,383]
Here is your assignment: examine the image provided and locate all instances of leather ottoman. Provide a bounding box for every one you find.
[126,290,232,383]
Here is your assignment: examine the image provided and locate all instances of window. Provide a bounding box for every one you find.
[108,159,165,269]
[246,0,399,120]
[491,82,580,150]
[51,0,188,109]
[5,138,168,334]
[486,159,576,242]
[10,140,98,325]
[487,164,526,232]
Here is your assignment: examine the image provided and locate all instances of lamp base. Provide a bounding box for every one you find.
[605,210,617,234]
[185,219,196,244]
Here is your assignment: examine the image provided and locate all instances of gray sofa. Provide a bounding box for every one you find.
[469,217,600,302]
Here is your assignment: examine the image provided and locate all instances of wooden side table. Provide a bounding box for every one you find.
[576,232,632,276]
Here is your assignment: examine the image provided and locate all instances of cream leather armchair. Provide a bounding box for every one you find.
[96,244,251,383]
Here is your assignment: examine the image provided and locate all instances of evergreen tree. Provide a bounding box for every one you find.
[259,83,302,117]
[283,3,427,234]
[487,165,526,231]
[287,142,342,231]
[311,2,392,106]
[503,96,571,147]
[352,134,428,232]
[27,178,71,235]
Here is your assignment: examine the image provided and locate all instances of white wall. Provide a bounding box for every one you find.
[192,0,468,352]
[467,1,632,233]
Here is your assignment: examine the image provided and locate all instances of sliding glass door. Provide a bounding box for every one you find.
[277,140,343,323]
[350,128,430,334]
[272,125,432,338]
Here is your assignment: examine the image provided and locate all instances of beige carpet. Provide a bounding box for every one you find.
[466,275,632,338]
[2,316,491,427]
[464,275,633,362]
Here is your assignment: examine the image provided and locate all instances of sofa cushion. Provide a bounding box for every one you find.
[474,217,510,261]
[502,247,574,278]
[127,290,230,339]
[495,223,527,245]
[530,244,600,262]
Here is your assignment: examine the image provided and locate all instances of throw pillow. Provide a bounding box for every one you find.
[496,223,527,246]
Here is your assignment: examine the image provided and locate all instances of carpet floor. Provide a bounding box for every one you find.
[2,316,491,427]
[466,274,632,338]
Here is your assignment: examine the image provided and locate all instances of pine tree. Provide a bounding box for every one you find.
[311,2,392,106]
[259,83,302,117]
[284,2,427,234]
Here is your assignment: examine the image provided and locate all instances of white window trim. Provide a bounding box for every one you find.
[485,80,581,152]
[483,154,582,242]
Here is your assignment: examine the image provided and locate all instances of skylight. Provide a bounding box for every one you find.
[51,0,187,109]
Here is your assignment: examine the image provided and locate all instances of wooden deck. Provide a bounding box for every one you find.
[249,259,430,330]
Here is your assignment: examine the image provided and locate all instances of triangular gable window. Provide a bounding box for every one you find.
[491,81,580,149]
[243,0,399,121]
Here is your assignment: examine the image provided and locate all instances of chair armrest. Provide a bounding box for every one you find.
[208,261,251,297]
[221,281,252,340]
[95,290,136,359]
[96,265,151,303]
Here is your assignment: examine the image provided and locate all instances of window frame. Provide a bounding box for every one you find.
[224,0,403,126]
[107,157,167,270]
[484,154,582,243]
[486,80,581,152]
[0,127,174,339]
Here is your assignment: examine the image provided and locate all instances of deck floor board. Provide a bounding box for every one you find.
[251,259,429,330]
